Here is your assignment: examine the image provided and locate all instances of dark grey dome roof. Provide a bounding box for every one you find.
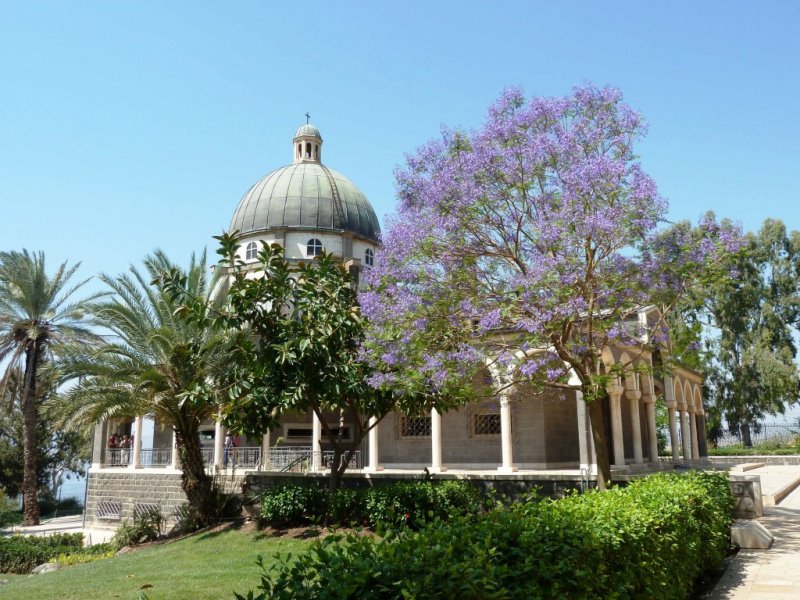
[230,162,381,242]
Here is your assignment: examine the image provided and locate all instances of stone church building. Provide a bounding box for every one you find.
[84,123,709,526]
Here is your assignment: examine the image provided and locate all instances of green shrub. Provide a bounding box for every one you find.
[0,508,23,527]
[242,471,733,600]
[111,508,165,550]
[54,542,115,566]
[260,484,329,527]
[259,480,482,529]
[0,533,85,574]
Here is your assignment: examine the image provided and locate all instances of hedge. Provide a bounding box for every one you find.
[0,533,85,574]
[241,471,733,600]
[260,480,483,529]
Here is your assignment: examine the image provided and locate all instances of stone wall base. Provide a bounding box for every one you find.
[84,469,244,529]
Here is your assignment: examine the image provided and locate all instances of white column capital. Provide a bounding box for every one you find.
[624,389,642,402]
[607,384,625,398]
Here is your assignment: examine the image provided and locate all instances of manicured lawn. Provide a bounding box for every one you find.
[0,527,308,600]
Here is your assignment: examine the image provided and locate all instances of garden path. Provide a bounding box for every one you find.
[710,466,800,599]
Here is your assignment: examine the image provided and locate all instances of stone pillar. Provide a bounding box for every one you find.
[576,391,595,473]
[626,389,644,464]
[498,394,517,473]
[664,376,680,462]
[608,384,626,468]
[690,410,700,460]
[365,416,383,472]
[171,430,179,470]
[697,413,709,457]
[430,407,446,473]
[91,420,106,469]
[261,432,271,470]
[642,394,659,462]
[311,412,322,471]
[129,416,143,470]
[680,408,692,461]
[214,419,225,469]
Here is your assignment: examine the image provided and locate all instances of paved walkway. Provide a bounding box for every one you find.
[710,467,800,599]
[1,514,116,545]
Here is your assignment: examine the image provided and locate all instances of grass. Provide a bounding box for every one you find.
[0,527,308,600]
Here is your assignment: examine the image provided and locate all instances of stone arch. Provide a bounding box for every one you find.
[693,385,703,415]
[673,375,685,407]
[683,380,694,412]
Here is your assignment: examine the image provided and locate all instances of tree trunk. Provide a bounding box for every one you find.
[174,418,217,527]
[22,343,41,526]
[587,395,612,490]
[740,423,753,448]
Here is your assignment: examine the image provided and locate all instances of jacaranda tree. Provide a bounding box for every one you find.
[360,84,742,487]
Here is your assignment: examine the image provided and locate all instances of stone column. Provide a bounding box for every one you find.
[261,432,271,471]
[690,410,700,460]
[365,416,383,472]
[576,391,595,474]
[311,412,322,471]
[680,408,692,461]
[498,394,517,473]
[91,420,106,469]
[129,416,143,470]
[214,419,225,469]
[171,430,179,470]
[664,376,680,462]
[697,413,709,457]
[608,384,626,468]
[642,394,659,463]
[430,407,446,473]
[626,389,644,464]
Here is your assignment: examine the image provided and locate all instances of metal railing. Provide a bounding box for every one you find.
[201,448,214,466]
[139,448,172,467]
[322,450,362,470]
[103,448,131,467]
[263,447,312,471]
[715,423,800,448]
[223,446,262,469]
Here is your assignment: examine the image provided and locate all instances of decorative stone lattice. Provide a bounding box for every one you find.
[400,415,432,438]
[472,413,502,436]
[134,503,161,518]
[96,501,122,520]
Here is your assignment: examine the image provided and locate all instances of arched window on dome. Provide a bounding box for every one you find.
[315,144,319,159]
[245,241,258,261]
[297,143,302,159]
[306,238,323,257]
[305,142,312,159]
[365,248,374,267]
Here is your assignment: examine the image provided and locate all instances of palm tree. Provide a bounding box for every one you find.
[0,250,99,525]
[50,250,229,526]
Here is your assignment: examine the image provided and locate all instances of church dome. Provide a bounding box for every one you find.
[230,124,381,242]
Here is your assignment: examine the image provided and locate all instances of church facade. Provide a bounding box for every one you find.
[85,123,709,526]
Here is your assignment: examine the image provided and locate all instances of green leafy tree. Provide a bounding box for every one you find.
[0,369,89,501]
[163,235,420,491]
[680,219,800,445]
[0,250,98,525]
[50,250,229,525]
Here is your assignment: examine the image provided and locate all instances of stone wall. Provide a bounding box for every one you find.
[377,391,581,469]
[84,470,244,528]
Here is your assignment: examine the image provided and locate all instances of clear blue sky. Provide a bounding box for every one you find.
[1,1,798,288]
